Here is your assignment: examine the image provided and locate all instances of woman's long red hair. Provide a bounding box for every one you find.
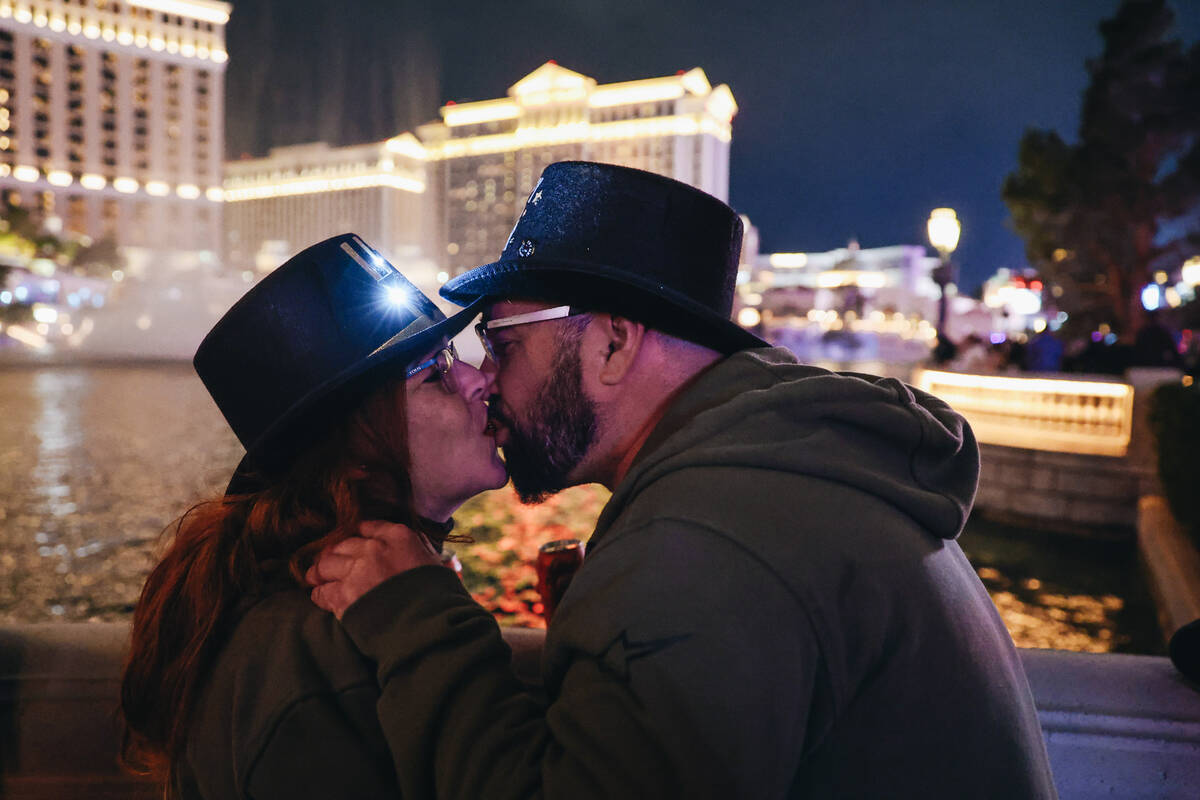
[119,379,422,788]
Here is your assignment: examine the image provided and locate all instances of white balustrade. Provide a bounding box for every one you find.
[913,369,1134,457]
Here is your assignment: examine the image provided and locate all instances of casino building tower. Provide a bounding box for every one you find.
[223,62,737,289]
[0,0,228,276]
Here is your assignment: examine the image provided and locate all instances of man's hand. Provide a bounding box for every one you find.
[307,520,444,619]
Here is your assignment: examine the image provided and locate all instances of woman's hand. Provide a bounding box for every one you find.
[307,520,444,619]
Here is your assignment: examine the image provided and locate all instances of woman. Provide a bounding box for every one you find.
[119,234,507,798]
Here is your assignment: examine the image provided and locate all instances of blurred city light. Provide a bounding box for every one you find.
[737,307,762,327]
[768,252,809,269]
[926,208,961,256]
[1182,256,1200,287]
[32,305,59,324]
[5,324,47,348]
[79,174,107,190]
[1141,283,1162,311]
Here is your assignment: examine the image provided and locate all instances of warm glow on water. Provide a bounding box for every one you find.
[987,587,1126,652]
[959,516,1162,654]
[0,366,1165,654]
[0,365,242,621]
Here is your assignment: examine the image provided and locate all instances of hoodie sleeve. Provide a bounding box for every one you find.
[339,519,821,800]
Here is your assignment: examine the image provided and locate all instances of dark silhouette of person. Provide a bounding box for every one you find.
[1134,311,1182,367]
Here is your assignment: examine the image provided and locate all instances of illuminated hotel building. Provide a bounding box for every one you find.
[421,62,736,274]
[222,136,435,281]
[223,62,738,282]
[738,243,1002,357]
[0,0,228,275]
[737,243,948,352]
[755,244,941,302]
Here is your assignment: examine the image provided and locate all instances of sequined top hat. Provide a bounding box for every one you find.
[195,233,482,494]
[440,161,766,354]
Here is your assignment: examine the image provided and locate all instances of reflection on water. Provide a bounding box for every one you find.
[960,516,1163,655]
[32,371,86,520]
[0,365,1166,654]
[1,365,242,621]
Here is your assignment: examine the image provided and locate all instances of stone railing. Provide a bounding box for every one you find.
[1021,648,1200,799]
[0,623,542,799]
[913,367,1182,533]
[2,623,1198,799]
[912,369,1135,457]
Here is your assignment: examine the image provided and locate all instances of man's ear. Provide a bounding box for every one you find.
[591,314,646,385]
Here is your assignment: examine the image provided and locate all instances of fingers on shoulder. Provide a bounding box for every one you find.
[328,536,380,559]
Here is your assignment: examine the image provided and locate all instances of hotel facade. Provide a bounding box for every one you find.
[0,0,228,276]
[222,62,738,287]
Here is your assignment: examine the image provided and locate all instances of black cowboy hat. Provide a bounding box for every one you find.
[195,233,482,494]
[440,161,766,354]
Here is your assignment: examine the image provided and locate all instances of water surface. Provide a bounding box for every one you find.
[0,364,241,620]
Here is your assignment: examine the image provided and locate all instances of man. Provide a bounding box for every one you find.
[309,162,1057,798]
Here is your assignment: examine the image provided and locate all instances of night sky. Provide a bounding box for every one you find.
[225,0,1200,292]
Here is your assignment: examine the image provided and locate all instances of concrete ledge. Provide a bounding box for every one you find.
[0,775,159,800]
[1022,649,1200,799]
[0,624,156,799]
[1138,495,1200,638]
[969,369,1179,535]
[0,623,545,798]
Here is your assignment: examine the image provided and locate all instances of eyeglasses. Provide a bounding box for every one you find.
[405,343,459,394]
[474,305,584,363]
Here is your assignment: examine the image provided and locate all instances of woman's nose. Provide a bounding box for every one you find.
[454,360,495,399]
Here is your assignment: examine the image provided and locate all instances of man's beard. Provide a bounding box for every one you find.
[496,337,598,504]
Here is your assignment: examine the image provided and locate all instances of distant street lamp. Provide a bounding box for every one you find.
[1182,256,1200,288]
[927,208,961,361]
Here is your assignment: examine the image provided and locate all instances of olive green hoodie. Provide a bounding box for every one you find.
[337,346,1056,799]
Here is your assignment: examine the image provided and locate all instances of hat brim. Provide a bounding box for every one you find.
[441,258,767,355]
[225,298,485,495]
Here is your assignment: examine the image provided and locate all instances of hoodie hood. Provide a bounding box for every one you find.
[595,347,978,544]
